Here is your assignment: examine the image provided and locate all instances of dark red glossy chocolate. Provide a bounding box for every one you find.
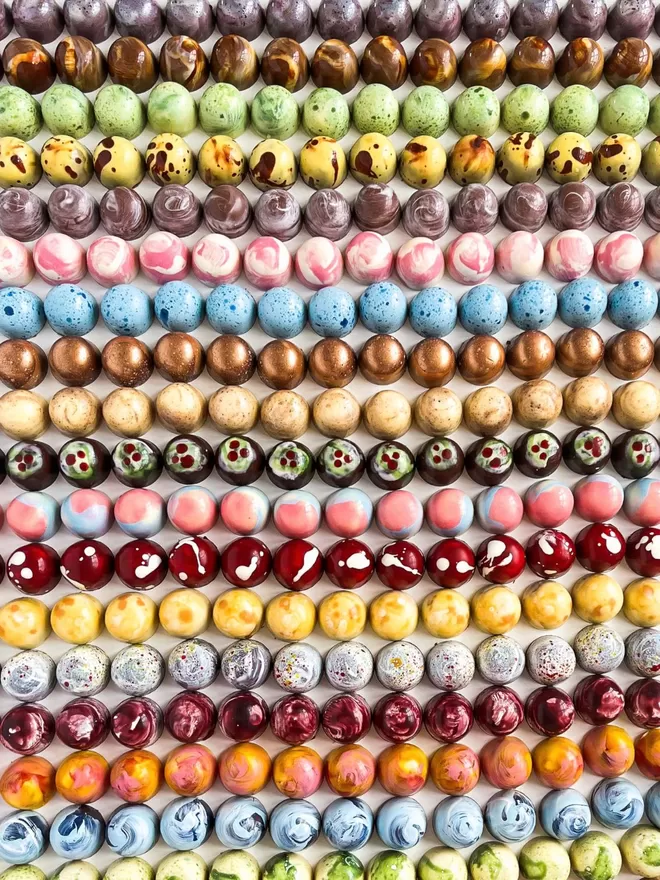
[574,674,625,725]
[111,696,163,747]
[56,697,110,749]
[272,539,323,590]
[60,540,114,590]
[474,686,524,735]
[526,528,576,578]
[7,543,60,594]
[220,537,271,587]
[575,522,626,572]
[115,539,167,589]
[525,686,575,735]
[217,690,269,742]
[271,694,320,744]
[164,691,217,742]
[424,692,474,743]
[0,703,55,754]
[426,538,476,587]
[626,678,660,728]
[322,693,371,743]
[373,693,423,743]
[626,527,660,576]
[476,536,526,584]
[168,535,220,587]
[375,540,425,589]
[325,539,375,589]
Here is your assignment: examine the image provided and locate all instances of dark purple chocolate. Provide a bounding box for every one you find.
[165,0,214,40]
[560,0,607,39]
[111,696,163,747]
[0,188,49,241]
[596,181,644,232]
[499,182,547,232]
[115,0,164,42]
[366,0,413,40]
[608,0,654,39]
[266,0,314,40]
[464,0,510,40]
[63,0,114,41]
[451,183,498,233]
[304,188,352,240]
[415,0,462,40]
[216,0,264,39]
[403,189,449,239]
[353,183,401,234]
[13,0,63,42]
[0,3,12,39]
[254,189,302,240]
[152,184,202,236]
[512,0,559,38]
[204,186,253,238]
[100,186,151,240]
[48,185,99,239]
[56,697,110,749]
[548,182,596,231]
[645,188,660,231]
[317,0,364,43]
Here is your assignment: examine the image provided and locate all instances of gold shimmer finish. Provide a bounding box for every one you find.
[102,337,153,387]
[0,340,47,389]
[308,338,357,387]
[48,337,101,387]
[506,331,555,380]
[556,328,605,377]
[257,340,307,390]
[457,335,506,385]
[206,336,256,385]
[359,334,407,385]
[154,332,205,382]
[408,338,456,387]
[606,330,654,379]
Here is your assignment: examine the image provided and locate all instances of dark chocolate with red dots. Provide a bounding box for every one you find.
[316,438,365,488]
[163,434,214,484]
[612,430,660,479]
[416,437,464,486]
[215,436,265,486]
[266,440,314,489]
[562,426,611,475]
[465,437,513,485]
[367,440,415,490]
[6,440,58,490]
[514,430,561,478]
[58,438,111,488]
[112,437,163,487]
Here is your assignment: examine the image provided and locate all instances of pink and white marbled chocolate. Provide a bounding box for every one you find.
[594,230,644,283]
[643,233,660,280]
[495,231,544,283]
[0,236,34,286]
[445,232,494,285]
[243,236,292,289]
[139,231,190,283]
[395,237,444,289]
[344,231,393,284]
[192,234,242,286]
[33,232,86,283]
[544,230,594,281]
[86,236,138,286]
[294,237,343,289]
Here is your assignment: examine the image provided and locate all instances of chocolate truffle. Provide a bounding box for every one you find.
[417,436,464,485]
[458,335,506,385]
[408,338,456,387]
[367,0,413,39]
[415,0,462,40]
[514,429,562,477]
[512,0,559,38]
[107,36,158,92]
[102,337,154,387]
[49,337,102,387]
[362,35,409,89]
[451,183,498,233]
[466,437,513,485]
[608,0,654,39]
[646,188,660,231]
[159,35,209,91]
[0,340,47,389]
[563,426,611,474]
[0,188,49,241]
[55,36,108,93]
[267,0,315,39]
[354,184,401,234]
[100,187,151,240]
[556,37,604,87]
[154,333,204,383]
[254,189,302,240]
[605,330,654,379]
[166,0,214,41]
[115,0,164,42]
[152,185,202,236]
[308,338,357,387]
[612,429,660,478]
[63,0,114,41]
[47,185,99,239]
[559,0,607,39]
[216,0,265,39]
[499,182,547,232]
[548,182,596,230]
[403,189,449,239]
[464,0,510,41]
[210,35,259,90]
[206,336,256,385]
[359,334,406,384]
[258,340,307,390]
[506,331,556,380]
[596,182,644,232]
[204,186,252,238]
[13,0,63,43]
[317,438,365,487]
[312,40,359,93]
[304,189,352,240]
[556,328,605,377]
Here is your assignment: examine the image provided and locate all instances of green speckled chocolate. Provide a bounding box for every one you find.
[41,85,94,138]
[95,85,146,139]
[0,86,42,140]
[452,86,500,137]
[402,86,450,138]
[251,85,300,139]
[352,83,400,136]
[199,83,249,138]
[147,82,197,136]
[303,87,350,139]
[551,85,599,136]
[599,85,649,136]
[501,84,549,135]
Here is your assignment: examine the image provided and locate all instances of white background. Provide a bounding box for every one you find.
[1,0,660,874]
